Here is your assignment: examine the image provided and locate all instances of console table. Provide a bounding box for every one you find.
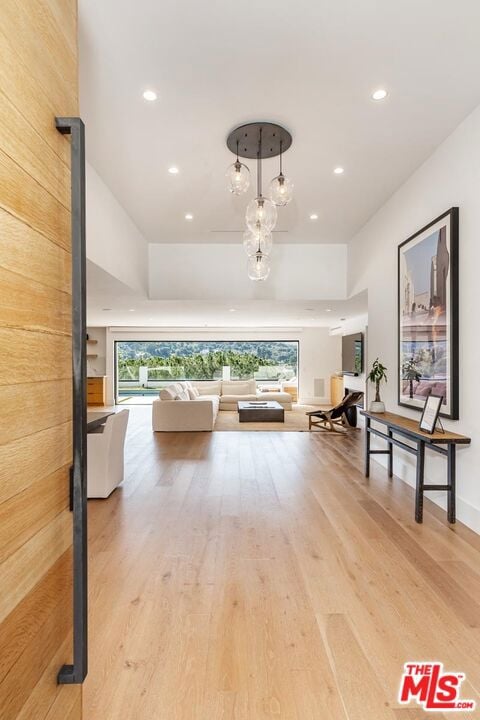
[360,410,470,524]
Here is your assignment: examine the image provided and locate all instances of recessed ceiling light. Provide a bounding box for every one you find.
[143,89,157,102]
[168,166,179,175]
[229,308,236,312]
[340,317,347,321]
[333,167,344,175]
[325,308,332,312]
[102,308,112,311]
[309,213,318,220]
[371,88,388,101]
[305,308,315,312]
[185,213,193,221]
[129,308,135,312]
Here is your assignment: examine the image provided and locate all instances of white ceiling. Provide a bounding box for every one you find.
[87,260,367,328]
[79,0,480,246]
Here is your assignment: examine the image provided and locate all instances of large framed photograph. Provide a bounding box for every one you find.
[398,207,459,419]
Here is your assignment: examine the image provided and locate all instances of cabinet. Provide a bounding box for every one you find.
[330,376,344,405]
[87,376,106,406]
[282,384,298,403]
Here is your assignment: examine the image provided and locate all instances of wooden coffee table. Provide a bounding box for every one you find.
[237,400,285,423]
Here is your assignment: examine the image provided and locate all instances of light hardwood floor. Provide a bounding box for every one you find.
[84,406,480,719]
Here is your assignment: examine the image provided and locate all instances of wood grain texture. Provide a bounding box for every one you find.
[0,265,71,335]
[0,208,71,293]
[84,407,480,719]
[362,410,470,443]
[0,327,71,386]
[0,379,72,446]
[0,0,78,715]
[0,422,72,505]
[0,509,72,624]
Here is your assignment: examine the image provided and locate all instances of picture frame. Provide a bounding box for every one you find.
[398,207,459,419]
[419,394,443,434]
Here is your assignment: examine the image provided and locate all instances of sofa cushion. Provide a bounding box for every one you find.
[192,380,222,396]
[160,386,177,401]
[222,379,256,395]
[196,394,220,414]
[257,391,292,403]
[187,386,199,400]
[220,393,257,403]
[175,387,190,401]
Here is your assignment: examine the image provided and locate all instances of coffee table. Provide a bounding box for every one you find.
[237,400,285,423]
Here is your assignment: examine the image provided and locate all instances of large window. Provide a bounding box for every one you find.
[116,340,298,399]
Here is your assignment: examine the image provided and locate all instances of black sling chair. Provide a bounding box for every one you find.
[306,391,364,433]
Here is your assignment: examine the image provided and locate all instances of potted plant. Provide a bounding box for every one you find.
[402,356,421,399]
[368,358,388,413]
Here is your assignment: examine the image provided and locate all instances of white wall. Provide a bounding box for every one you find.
[104,327,341,406]
[148,244,347,301]
[86,326,107,377]
[348,104,480,532]
[86,163,148,295]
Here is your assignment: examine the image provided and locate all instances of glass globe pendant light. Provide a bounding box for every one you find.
[246,130,277,232]
[269,140,293,206]
[226,140,250,195]
[247,250,271,281]
[245,196,277,232]
[243,222,273,256]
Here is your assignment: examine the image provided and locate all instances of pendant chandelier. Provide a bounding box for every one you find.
[226,122,293,281]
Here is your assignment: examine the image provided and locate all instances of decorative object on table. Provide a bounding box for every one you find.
[398,207,459,418]
[306,391,364,432]
[368,358,388,413]
[226,122,293,281]
[419,394,444,434]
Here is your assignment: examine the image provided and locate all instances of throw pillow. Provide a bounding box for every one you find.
[187,387,198,400]
[160,386,176,401]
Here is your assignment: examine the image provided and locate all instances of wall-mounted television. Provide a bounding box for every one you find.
[342,332,363,376]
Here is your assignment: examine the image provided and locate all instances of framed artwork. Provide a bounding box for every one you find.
[419,394,443,434]
[398,207,459,419]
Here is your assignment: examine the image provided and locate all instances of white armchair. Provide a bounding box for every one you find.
[87,410,129,498]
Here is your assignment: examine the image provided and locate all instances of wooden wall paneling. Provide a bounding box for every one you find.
[0,150,70,248]
[0,209,71,293]
[0,0,77,112]
[0,29,70,165]
[0,422,72,506]
[0,328,71,386]
[0,95,71,208]
[0,0,80,715]
[0,379,72,447]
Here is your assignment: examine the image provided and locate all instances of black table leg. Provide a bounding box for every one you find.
[415,440,425,523]
[447,443,456,524]
[365,417,371,478]
[388,429,393,478]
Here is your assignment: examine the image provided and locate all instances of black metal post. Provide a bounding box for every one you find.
[56,117,88,685]
[447,443,456,524]
[415,440,425,523]
[388,429,393,478]
[365,417,371,477]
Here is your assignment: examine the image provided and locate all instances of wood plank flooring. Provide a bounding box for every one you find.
[84,406,480,719]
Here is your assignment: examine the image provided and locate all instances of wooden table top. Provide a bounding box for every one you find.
[360,409,471,444]
[87,411,114,432]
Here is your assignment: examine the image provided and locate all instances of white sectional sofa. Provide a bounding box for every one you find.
[152,379,293,432]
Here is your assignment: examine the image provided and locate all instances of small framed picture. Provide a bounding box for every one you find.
[419,394,443,434]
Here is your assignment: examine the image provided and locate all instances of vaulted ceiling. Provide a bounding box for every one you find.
[79,0,480,247]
